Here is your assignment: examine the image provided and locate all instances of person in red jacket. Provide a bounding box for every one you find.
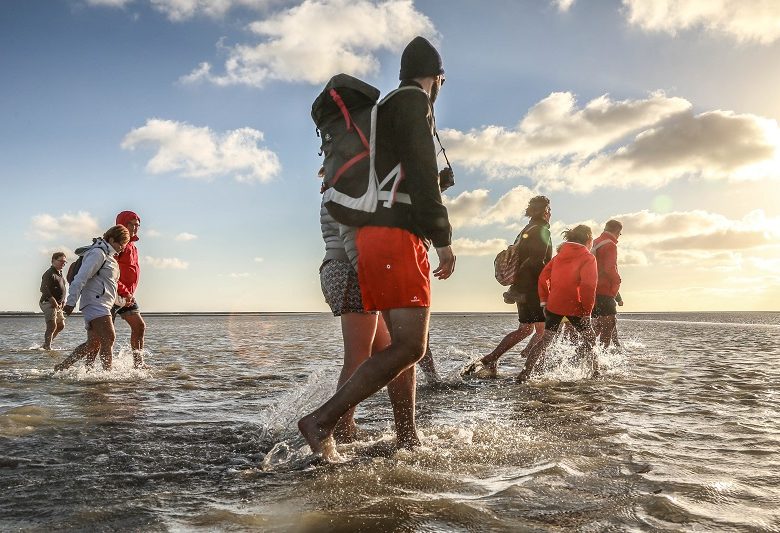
[592,220,623,349]
[517,225,599,382]
[113,210,146,368]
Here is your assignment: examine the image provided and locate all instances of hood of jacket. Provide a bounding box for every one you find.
[555,241,592,263]
[116,210,140,242]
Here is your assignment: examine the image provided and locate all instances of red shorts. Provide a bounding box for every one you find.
[356,226,430,311]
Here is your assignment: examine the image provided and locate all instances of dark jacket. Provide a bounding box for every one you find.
[368,80,452,248]
[40,266,66,305]
[510,218,552,294]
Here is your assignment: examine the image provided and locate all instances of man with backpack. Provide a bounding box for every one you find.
[299,36,455,460]
[463,196,552,378]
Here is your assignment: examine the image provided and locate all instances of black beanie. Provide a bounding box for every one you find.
[399,36,444,80]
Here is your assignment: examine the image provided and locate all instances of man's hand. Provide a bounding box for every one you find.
[433,246,456,280]
[124,295,135,307]
[63,305,74,316]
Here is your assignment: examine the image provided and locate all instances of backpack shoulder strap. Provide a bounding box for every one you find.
[377,85,428,106]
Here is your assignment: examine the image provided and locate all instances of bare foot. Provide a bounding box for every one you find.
[298,413,340,462]
[474,362,498,379]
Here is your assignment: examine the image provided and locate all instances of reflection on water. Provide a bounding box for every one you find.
[1,313,779,531]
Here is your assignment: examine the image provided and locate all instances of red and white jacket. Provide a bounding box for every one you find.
[592,231,621,297]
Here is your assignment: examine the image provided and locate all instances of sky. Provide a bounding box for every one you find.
[2,0,780,313]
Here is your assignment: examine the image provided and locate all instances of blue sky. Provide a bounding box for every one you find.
[2,0,780,312]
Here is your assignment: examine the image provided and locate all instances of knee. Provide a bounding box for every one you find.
[396,338,427,365]
[132,317,146,336]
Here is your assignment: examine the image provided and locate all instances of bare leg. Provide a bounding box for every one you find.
[332,312,382,443]
[597,315,617,349]
[43,320,56,350]
[518,322,545,359]
[52,318,65,344]
[299,307,429,459]
[516,329,556,382]
[55,327,101,371]
[84,316,115,371]
[465,323,533,377]
[580,322,599,377]
[611,324,621,348]
[417,333,440,383]
[122,312,146,367]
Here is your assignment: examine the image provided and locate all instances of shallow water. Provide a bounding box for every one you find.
[1,312,779,531]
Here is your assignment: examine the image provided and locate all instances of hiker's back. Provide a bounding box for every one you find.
[369,82,441,240]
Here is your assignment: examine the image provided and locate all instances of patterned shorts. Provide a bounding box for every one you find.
[320,259,372,317]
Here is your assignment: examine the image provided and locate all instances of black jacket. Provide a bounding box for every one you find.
[40,266,66,305]
[510,218,552,293]
[368,81,452,248]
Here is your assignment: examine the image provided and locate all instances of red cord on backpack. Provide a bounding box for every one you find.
[329,89,371,185]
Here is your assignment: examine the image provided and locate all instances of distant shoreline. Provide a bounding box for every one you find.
[1,310,777,318]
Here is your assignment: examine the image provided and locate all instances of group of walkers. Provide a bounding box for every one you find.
[39,211,146,371]
[38,36,625,461]
[301,36,624,460]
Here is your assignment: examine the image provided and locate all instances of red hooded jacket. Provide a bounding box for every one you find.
[592,231,621,297]
[115,211,140,298]
[538,242,598,317]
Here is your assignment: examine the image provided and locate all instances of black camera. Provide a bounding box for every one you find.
[438,166,455,192]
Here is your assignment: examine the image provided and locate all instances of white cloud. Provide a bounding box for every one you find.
[444,185,537,229]
[182,0,437,86]
[253,257,264,263]
[121,118,281,183]
[441,92,780,193]
[86,0,277,20]
[552,0,575,12]
[29,211,101,242]
[623,0,780,44]
[149,0,276,21]
[175,232,198,241]
[145,229,162,238]
[143,256,189,269]
[86,0,132,6]
[229,272,250,278]
[452,237,508,257]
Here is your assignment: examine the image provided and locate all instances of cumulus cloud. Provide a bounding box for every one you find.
[145,229,162,238]
[441,91,780,193]
[542,209,780,273]
[182,0,437,86]
[175,232,198,241]
[623,0,780,44]
[253,257,264,263]
[149,0,277,21]
[86,0,277,20]
[121,119,281,183]
[143,256,189,269]
[229,272,250,278]
[86,0,132,6]
[552,0,575,12]
[444,185,536,229]
[452,237,508,257]
[29,211,101,242]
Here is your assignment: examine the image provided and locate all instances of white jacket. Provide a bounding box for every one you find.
[66,239,119,311]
